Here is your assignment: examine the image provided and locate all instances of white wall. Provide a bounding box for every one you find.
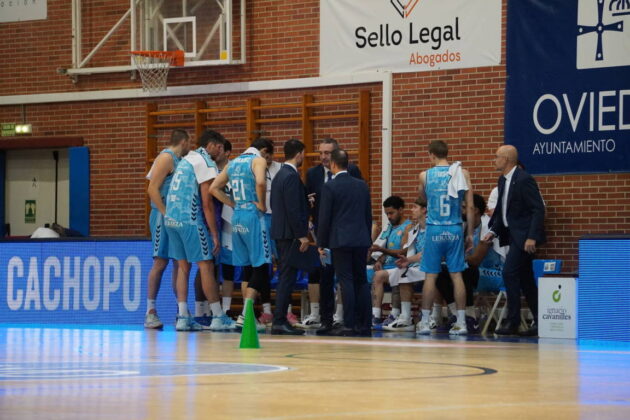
[5,149,69,236]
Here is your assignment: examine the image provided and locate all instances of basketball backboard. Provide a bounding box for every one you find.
[63,0,245,77]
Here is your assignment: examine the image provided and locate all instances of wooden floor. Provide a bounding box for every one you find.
[1,325,630,419]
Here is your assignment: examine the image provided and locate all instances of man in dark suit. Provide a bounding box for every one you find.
[270,139,309,335]
[317,149,373,336]
[484,145,546,336]
[306,138,363,334]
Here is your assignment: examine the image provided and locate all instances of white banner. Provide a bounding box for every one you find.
[320,0,502,75]
[538,277,577,339]
[0,0,47,23]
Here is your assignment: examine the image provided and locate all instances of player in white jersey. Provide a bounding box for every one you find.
[417,140,474,336]
[164,138,235,332]
[144,129,191,329]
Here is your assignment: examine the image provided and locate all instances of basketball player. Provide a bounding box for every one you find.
[369,196,412,329]
[372,198,428,332]
[190,131,232,328]
[164,134,235,332]
[144,129,190,329]
[416,140,474,335]
[210,138,273,331]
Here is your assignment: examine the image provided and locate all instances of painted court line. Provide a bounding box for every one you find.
[262,337,519,349]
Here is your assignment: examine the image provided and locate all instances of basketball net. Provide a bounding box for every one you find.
[131,51,184,93]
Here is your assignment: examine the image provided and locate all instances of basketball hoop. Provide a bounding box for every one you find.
[131,50,184,93]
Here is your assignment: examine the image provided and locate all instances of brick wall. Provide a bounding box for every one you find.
[1,0,629,272]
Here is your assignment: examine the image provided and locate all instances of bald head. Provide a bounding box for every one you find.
[494,145,518,174]
[498,145,518,163]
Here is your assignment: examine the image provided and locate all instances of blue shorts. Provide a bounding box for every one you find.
[149,209,170,259]
[165,219,214,263]
[231,209,272,268]
[263,213,278,259]
[219,246,234,266]
[420,224,465,274]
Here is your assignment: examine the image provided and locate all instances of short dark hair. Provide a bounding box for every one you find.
[251,137,274,154]
[330,148,348,169]
[198,130,226,148]
[428,140,448,158]
[169,129,189,146]
[383,195,405,210]
[413,197,427,207]
[284,138,305,160]
[224,139,232,153]
[472,193,487,214]
[321,137,339,149]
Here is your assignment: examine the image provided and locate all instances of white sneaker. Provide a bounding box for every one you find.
[175,315,202,331]
[296,314,322,329]
[236,314,266,332]
[416,320,431,335]
[449,322,468,336]
[144,312,163,329]
[210,314,237,331]
[383,316,415,332]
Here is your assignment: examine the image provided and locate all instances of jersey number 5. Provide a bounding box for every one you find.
[170,170,184,191]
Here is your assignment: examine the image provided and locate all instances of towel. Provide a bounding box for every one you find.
[244,146,261,157]
[447,161,468,198]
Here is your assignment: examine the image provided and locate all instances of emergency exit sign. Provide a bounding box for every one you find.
[1,123,16,136]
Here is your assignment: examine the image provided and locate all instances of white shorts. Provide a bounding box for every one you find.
[388,266,425,286]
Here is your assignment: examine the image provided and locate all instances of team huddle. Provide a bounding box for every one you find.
[143,129,513,337]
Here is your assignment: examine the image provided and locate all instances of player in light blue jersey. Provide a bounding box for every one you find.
[435,194,493,334]
[165,139,235,332]
[417,140,474,336]
[369,196,413,329]
[211,137,273,332]
[189,130,234,328]
[144,129,191,329]
[372,197,428,332]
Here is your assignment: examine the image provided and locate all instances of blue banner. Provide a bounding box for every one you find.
[0,240,177,325]
[506,0,630,175]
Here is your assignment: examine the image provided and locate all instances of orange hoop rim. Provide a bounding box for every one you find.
[130,50,185,66]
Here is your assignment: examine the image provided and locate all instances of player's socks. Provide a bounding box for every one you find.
[372,307,382,318]
[391,308,401,317]
[263,303,272,315]
[210,301,223,317]
[401,301,412,321]
[178,302,188,317]
[310,303,320,318]
[146,299,156,315]
[457,310,466,326]
[222,297,232,313]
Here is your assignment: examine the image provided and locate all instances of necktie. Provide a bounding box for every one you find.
[327,171,333,182]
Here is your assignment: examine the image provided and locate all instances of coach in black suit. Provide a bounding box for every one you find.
[306,138,363,334]
[484,145,546,336]
[317,149,372,336]
[270,139,309,335]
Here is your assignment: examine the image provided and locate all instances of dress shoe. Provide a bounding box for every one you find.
[354,328,372,337]
[315,323,334,336]
[494,324,520,336]
[329,327,356,337]
[271,322,305,335]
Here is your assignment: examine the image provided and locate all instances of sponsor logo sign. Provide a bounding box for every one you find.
[506,0,630,174]
[320,0,502,75]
